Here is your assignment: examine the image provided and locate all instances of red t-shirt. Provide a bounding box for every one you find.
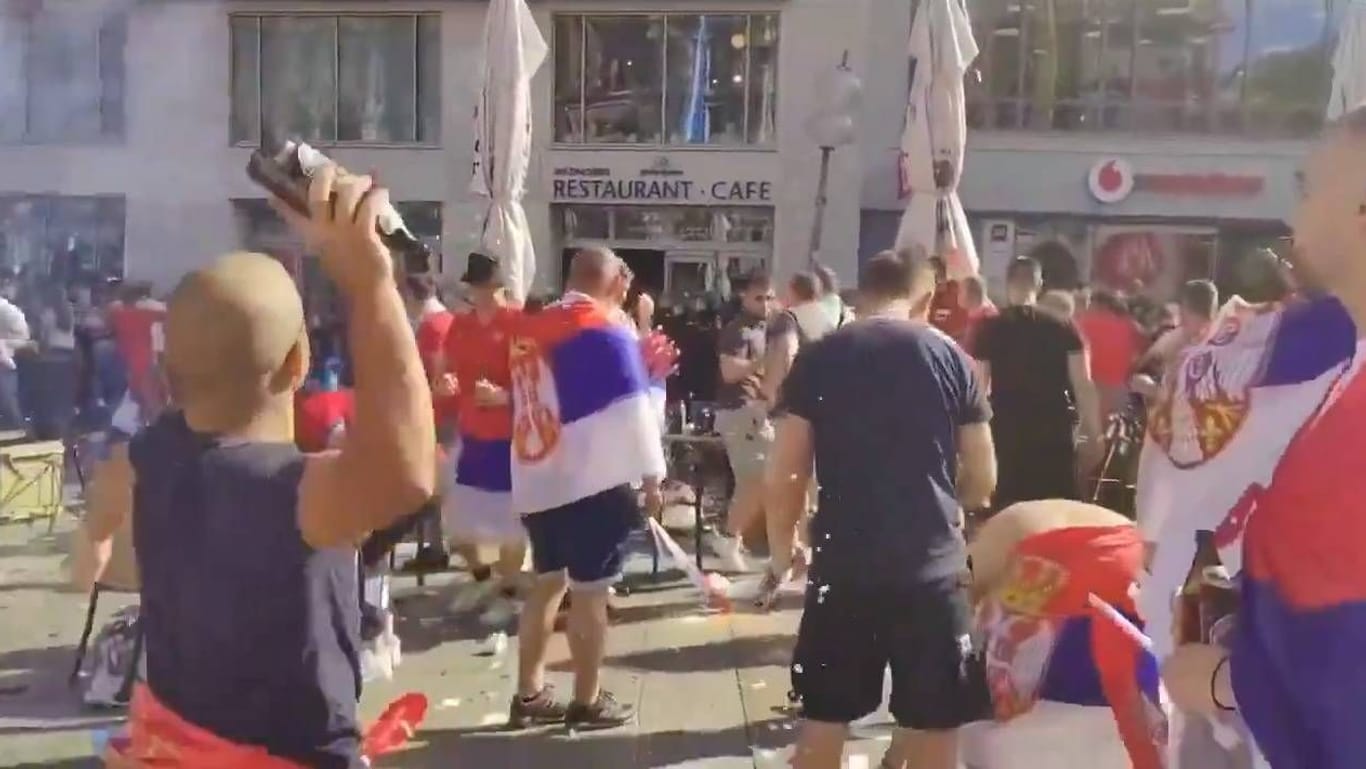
[415,310,457,426]
[442,307,520,442]
[295,389,355,453]
[930,282,970,342]
[1076,308,1143,387]
[108,301,164,377]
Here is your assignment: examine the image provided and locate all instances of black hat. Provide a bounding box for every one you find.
[460,252,504,287]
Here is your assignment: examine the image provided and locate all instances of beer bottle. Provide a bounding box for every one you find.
[1177,530,1219,643]
[247,140,433,275]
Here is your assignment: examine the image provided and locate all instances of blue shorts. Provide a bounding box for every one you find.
[521,485,638,589]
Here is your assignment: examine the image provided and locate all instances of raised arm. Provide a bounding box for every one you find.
[286,166,436,548]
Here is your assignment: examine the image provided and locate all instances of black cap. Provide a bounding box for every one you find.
[460,252,503,287]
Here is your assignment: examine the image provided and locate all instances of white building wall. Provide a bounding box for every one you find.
[0,0,879,293]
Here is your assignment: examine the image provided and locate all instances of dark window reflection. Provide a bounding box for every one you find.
[584,16,664,143]
[553,13,779,145]
[0,196,126,310]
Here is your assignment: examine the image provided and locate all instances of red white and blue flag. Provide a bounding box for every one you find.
[1136,295,1356,651]
[1229,337,1365,769]
[508,294,666,514]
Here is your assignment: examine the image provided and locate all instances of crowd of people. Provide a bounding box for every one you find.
[61,107,1366,769]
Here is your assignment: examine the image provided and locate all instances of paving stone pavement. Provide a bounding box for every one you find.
[0,517,901,768]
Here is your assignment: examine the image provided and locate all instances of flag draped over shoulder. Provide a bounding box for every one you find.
[1229,342,1366,769]
[509,295,667,515]
[1135,295,1356,651]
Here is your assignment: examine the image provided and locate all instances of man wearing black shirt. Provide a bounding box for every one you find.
[765,250,997,769]
[974,257,1102,509]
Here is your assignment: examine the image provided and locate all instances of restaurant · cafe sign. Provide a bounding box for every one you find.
[1087,158,1265,204]
[552,156,773,204]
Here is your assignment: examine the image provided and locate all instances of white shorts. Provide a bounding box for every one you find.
[962,702,1130,769]
[440,446,524,546]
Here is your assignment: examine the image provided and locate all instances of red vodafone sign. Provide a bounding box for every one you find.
[1088,158,1265,204]
[1089,158,1135,203]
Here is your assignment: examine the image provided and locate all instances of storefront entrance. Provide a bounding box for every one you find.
[553,203,774,305]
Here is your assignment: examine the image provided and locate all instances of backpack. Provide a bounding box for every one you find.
[82,606,144,709]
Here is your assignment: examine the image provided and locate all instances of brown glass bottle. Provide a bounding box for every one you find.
[246,140,433,275]
[1177,530,1219,643]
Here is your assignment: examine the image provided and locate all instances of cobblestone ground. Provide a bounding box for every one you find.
[0,515,901,769]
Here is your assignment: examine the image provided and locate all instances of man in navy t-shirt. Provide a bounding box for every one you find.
[764,249,998,769]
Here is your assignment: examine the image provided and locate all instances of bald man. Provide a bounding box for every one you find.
[94,166,434,768]
[951,501,1162,769]
[1165,105,1366,769]
[510,246,664,731]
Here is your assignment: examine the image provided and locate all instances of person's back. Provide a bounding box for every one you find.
[792,318,978,586]
[977,305,1079,419]
[131,413,362,767]
[768,250,995,769]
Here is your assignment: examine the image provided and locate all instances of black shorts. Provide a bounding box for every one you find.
[521,485,638,588]
[791,573,982,730]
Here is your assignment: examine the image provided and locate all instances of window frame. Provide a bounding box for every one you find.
[0,12,127,145]
[966,0,1336,139]
[551,10,781,150]
[228,11,442,149]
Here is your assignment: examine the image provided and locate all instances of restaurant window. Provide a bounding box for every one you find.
[553,13,780,146]
[967,0,1335,137]
[0,196,126,308]
[557,205,775,245]
[0,7,126,143]
[230,14,442,145]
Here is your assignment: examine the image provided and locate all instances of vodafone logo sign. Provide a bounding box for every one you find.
[1088,158,1135,204]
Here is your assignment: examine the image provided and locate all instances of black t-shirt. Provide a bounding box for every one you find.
[777,318,989,588]
[973,305,1083,428]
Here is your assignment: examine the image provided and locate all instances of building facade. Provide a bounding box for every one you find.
[862,0,1344,299]
[0,0,1346,305]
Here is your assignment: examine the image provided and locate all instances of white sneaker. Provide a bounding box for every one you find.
[706,532,750,573]
[478,630,509,656]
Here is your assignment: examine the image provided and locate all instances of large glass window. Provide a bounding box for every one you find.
[967,0,1335,137]
[231,14,442,145]
[553,13,780,146]
[0,196,126,311]
[0,8,126,143]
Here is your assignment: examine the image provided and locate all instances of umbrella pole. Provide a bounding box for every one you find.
[807,145,833,269]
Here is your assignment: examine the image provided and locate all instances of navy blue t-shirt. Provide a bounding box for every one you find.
[130,413,364,768]
[777,317,989,588]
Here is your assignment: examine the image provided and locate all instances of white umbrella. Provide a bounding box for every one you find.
[893,0,979,280]
[1328,0,1366,121]
[471,0,548,302]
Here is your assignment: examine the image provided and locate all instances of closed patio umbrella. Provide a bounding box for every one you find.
[893,0,979,279]
[1329,0,1366,121]
[472,0,548,301]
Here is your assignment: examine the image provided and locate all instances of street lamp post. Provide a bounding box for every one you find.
[804,51,862,269]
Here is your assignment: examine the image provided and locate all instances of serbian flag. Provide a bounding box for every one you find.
[980,525,1166,769]
[1228,341,1366,769]
[509,293,666,514]
[1135,294,1355,654]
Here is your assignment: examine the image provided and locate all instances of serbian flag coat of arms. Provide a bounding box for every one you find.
[508,293,667,515]
[1135,294,1356,653]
